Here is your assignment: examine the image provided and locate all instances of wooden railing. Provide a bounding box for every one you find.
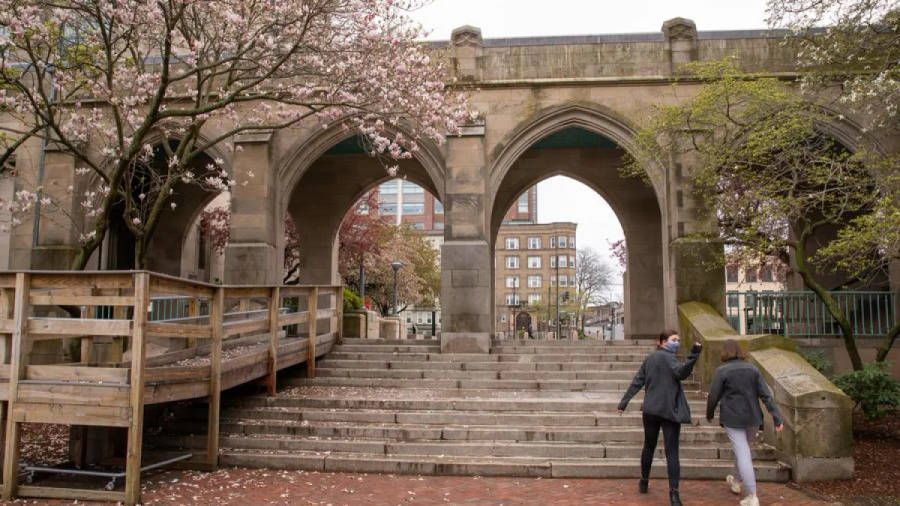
[0,271,342,505]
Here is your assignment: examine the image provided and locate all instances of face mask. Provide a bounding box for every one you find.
[663,341,680,352]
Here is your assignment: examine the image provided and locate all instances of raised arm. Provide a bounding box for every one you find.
[618,359,647,411]
[670,342,702,380]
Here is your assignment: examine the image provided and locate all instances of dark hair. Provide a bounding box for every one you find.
[658,329,678,345]
[721,339,744,362]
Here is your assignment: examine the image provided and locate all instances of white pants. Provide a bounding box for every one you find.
[725,426,757,495]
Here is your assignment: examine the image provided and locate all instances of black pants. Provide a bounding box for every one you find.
[641,413,681,490]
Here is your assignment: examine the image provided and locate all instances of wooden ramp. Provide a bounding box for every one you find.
[0,271,343,505]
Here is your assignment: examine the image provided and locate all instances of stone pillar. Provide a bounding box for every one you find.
[440,123,492,353]
[450,26,484,82]
[669,157,725,316]
[662,18,698,75]
[224,131,279,284]
[30,144,81,269]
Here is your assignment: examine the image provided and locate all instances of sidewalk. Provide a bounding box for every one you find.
[129,468,827,506]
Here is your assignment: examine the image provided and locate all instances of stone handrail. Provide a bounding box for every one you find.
[678,301,854,481]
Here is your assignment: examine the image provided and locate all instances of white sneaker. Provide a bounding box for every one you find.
[739,493,759,506]
[726,474,742,495]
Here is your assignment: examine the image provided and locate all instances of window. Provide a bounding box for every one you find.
[569,256,576,268]
[550,237,556,248]
[558,275,568,286]
[727,293,740,308]
[527,256,541,269]
[381,203,397,215]
[410,222,425,230]
[505,293,521,305]
[402,181,423,193]
[726,266,738,283]
[380,180,399,194]
[550,256,556,268]
[434,201,444,214]
[528,237,541,249]
[528,293,541,305]
[550,276,556,287]
[505,237,519,250]
[435,221,445,230]
[569,236,575,249]
[402,203,424,214]
[505,276,520,288]
[357,201,370,215]
[527,275,542,288]
[558,236,567,248]
[760,265,774,282]
[517,193,529,213]
[745,268,758,283]
[570,277,577,287]
[558,256,567,268]
[505,256,519,269]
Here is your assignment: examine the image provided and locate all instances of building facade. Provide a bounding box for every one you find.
[724,260,787,334]
[494,221,577,336]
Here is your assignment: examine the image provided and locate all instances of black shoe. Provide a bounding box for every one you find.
[638,479,648,494]
[669,488,683,506]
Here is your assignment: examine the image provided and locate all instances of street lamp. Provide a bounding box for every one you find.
[391,261,403,315]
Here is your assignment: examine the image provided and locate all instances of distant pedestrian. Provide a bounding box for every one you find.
[706,340,784,506]
[618,330,702,506]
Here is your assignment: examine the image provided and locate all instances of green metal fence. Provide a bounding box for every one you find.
[725,290,897,337]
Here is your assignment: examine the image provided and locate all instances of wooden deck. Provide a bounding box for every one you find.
[0,271,343,505]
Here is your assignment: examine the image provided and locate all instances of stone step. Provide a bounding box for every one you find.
[212,419,730,444]
[164,435,776,461]
[317,359,643,372]
[341,338,441,346]
[324,352,651,363]
[217,451,790,481]
[493,339,650,347]
[232,393,709,413]
[221,406,719,427]
[283,377,703,393]
[331,344,443,353]
[316,368,637,381]
[490,346,657,354]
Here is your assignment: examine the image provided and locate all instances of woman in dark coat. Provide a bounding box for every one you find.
[706,340,784,506]
[618,330,703,506]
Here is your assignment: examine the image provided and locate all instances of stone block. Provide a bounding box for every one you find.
[441,332,491,354]
[379,317,401,340]
[342,312,366,338]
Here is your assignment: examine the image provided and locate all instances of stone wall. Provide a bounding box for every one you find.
[678,301,854,482]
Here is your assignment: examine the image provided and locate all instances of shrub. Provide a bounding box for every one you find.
[343,287,363,312]
[800,350,832,377]
[833,362,900,420]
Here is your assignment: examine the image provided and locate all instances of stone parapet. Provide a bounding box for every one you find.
[678,302,854,482]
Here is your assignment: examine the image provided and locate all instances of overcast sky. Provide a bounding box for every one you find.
[408,1,772,302]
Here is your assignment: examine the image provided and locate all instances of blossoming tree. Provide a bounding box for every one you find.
[0,0,468,269]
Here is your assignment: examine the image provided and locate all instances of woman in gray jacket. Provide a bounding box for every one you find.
[706,340,784,506]
[619,330,702,506]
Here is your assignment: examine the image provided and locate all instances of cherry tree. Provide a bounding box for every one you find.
[0,0,469,269]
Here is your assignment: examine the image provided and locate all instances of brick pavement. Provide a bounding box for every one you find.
[131,468,827,506]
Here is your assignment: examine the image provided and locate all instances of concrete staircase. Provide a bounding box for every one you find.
[159,338,790,480]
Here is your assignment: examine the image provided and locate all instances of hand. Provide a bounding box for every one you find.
[617,409,624,415]
[775,424,784,432]
[691,342,703,354]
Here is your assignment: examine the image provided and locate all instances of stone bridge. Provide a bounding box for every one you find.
[12,18,882,351]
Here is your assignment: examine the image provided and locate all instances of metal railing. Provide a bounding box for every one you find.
[726,290,897,337]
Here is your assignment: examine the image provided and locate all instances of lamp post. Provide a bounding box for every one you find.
[391,261,403,315]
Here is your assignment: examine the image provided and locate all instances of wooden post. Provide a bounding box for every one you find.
[80,305,93,364]
[186,297,199,349]
[335,286,343,345]
[1,275,28,500]
[266,287,280,396]
[206,287,224,468]
[306,287,318,378]
[124,272,150,506]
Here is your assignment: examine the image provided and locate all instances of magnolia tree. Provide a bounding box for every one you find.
[626,59,900,370]
[0,0,469,269]
[337,191,392,295]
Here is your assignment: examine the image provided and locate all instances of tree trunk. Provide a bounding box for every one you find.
[876,322,900,363]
